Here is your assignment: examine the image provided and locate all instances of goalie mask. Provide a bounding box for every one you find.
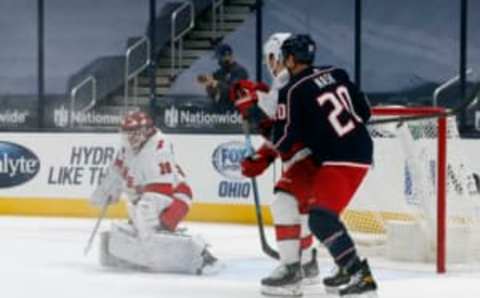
[263,32,291,78]
[120,111,155,153]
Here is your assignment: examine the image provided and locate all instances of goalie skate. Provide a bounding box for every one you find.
[197,248,223,275]
[261,262,303,297]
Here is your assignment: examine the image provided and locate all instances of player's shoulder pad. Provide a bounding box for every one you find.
[330,67,351,83]
[145,132,174,156]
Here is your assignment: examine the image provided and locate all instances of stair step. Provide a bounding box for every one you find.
[157,60,192,68]
[205,11,251,22]
[137,87,170,96]
[188,30,233,40]
[184,39,213,49]
[196,20,241,31]
[218,13,250,21]
[224,5,253,14]
[138,76,171,86]
[155,68,181,77]
[113,95,150,106]
[229,0,257,7]
[158,56,197,64]
[160,47,211,58]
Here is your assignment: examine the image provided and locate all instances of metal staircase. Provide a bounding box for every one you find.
[128,0,257,106]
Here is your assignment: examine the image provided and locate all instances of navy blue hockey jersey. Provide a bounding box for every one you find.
[272,66,373,165]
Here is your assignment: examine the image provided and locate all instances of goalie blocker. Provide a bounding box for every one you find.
[90,111,220,274]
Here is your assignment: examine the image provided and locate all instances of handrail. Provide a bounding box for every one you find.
[211,0,225,41]
[124,36,151,109]
[171,1,195,79]
[69,75,96,128]
[433,68,474,106]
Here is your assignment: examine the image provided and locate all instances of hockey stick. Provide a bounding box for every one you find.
[242,121,280,260]
[83,199,111,256]
[369,81,480,126]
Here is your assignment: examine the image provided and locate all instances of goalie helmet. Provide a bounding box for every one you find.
[120,111,155,152]
[263,32,291,78]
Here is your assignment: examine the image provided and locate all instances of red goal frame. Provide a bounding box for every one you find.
[372,106,447,273]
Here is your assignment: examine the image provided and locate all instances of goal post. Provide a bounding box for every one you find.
[374,106,447,273]
[342,106,480,273]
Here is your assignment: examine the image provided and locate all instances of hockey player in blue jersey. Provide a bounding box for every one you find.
[231,34,378,296]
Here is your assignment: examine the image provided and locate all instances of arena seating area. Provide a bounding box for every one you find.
[171,0,480,105]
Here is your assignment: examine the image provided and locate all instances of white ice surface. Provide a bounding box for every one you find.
[1,216,480,298]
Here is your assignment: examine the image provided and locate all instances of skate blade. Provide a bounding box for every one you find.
[324,286,339,295]
[302,276,321,286]
[343,290,378,298]
[200,260,225,276]
[261,284,303,297]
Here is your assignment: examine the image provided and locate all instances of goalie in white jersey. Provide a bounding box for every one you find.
[90,111,219,275]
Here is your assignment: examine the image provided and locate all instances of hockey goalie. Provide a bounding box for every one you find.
[90,111,220,275]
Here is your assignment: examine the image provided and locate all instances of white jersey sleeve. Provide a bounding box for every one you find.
[257,69,290,119]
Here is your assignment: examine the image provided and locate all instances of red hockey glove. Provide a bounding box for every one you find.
[160,198,189,232]
[241,143,278,177]
[229,80,270,117]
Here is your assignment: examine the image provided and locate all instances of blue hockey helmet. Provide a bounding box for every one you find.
[280,34,316,64]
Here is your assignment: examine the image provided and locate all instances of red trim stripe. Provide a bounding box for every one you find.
[142,183,173,196]
[173,182,193,199]
[300,235,313,250]
[275,225,301,241]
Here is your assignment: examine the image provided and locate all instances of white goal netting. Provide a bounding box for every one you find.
[340,107,480,267]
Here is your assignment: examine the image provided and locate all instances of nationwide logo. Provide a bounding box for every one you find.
[164,106,179,128]
[211,141,249,180]
[53,105,123,128]
[0,141,40,188]
[163,106,242,128]
[0,110,29,125]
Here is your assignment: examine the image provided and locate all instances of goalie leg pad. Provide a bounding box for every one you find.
[108,225,208,274]
[132,192,173,240]
[308,208,361,274]
[98,230,145,270]
[271,191,301,265]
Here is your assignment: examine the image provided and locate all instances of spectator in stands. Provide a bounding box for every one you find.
[197,43,249,111]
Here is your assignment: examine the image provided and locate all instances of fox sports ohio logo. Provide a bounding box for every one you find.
[212,141,249,180]
[0,141,40,187]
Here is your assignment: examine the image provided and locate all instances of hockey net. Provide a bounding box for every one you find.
[341,106,480,272]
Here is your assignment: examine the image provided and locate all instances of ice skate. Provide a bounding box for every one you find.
[339,260,377,298]
[323,265,350,294]
[302,248,320,285]
[197,248,223,275]
[261,262,303,297]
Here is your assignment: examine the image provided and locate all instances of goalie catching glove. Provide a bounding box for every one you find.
[90,163,123,207]
[241,143,278,177]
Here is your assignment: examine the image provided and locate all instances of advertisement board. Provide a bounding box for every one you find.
[0,133,277,221]
[2,132,480,224]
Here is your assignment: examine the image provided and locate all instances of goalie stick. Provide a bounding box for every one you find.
[242,121,280,260]
[83,198,111,256]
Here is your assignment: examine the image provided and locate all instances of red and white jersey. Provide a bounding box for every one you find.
[114,130,192,204]
[257,69,290,119]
